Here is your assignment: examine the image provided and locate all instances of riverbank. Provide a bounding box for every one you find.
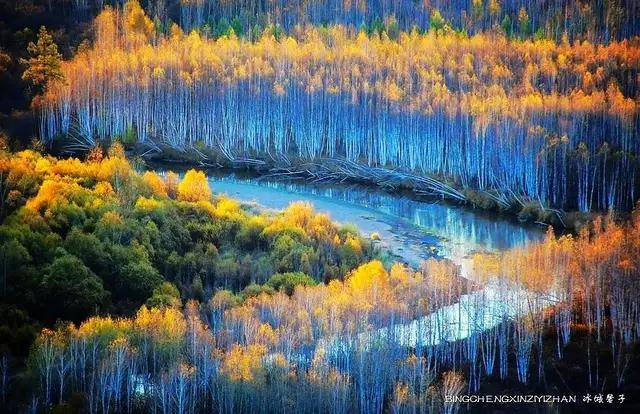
[150,160,547,266]
[9,145,638,412]
[129,143,593,231]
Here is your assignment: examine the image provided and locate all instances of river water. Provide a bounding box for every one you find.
[202,171,551,346]
[205,171,546,268]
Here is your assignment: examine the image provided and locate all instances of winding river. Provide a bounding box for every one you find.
[150,169,553,352]
[204,171,547,269]
[200,171,551,347]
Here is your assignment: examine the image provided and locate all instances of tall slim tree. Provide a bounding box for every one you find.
[20,26,64,95]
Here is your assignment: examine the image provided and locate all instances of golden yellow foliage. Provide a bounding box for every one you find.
[347,260,388,292]
[213,196,241,219]
[134,305,187,345]
[221,344,267,382]
[344,234,363,256]
[94,181,115,198]
[124,0,154,42]
[142,171,168,197]
[135,196,163,213]
[256,323,278,345]
[177,169,211,202]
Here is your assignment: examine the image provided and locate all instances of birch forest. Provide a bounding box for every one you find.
[41,1,640,213]
[2,147,640,412]
[0,0,639,412]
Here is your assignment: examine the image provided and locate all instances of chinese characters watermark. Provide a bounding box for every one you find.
[444,393,626,405]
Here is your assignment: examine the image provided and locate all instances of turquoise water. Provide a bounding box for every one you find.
[204,172,547,267]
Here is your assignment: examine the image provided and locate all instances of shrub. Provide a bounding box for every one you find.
[41,254,107,322]
[146,282,181,308]
[266,272,317,295]
[177,169,211,202]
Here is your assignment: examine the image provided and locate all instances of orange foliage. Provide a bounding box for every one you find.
[164,171,180,199]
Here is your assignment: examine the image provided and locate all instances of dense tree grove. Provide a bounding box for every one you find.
[6,141,640,412]
[21,207,640,412]
[1,141,638,413]
[40,2,640,213]
[68,0,639,42]
[3,0,640,412]
[0,144,373,362]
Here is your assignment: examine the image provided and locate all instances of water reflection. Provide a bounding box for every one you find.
[203,171,546,258]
